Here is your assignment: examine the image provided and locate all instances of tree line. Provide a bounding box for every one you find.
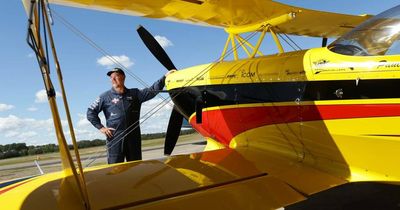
[0,129,196,160]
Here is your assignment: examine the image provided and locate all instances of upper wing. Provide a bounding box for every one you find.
[48,0,371,38]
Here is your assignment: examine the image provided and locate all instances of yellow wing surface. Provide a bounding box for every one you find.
[48,0,371,37]
[10,1,387,209]
[0,148,347,209]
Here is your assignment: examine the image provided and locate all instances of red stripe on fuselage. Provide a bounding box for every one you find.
[190,104,400,145]
[0,180,32,195]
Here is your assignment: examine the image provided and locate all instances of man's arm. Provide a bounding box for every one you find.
[87,97,104,129]
[138,70,176,103]
[87,96,115,138]
[138,76,165,103]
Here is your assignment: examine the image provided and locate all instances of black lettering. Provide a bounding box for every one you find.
[241,71,256,78]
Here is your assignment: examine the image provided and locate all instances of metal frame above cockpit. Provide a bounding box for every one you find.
[220,12,296,61]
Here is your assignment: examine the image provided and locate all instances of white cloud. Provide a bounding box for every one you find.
[35,89,62,103]
[0,115,26,132]
[0,115,56,132]
[27,53,35,58]
[27,107,38,112]
[71,113,105,141]
[76,113,105,128]
[0,103,14,111]
[5,131,19,138]
[18,131,38,139]
[0,97,176,145]
[69,129,103,141]
[140,98,173,134]
[97,55,134,69]
[77,117,91,127]
[0,115,56,145]
[155,35,173,48]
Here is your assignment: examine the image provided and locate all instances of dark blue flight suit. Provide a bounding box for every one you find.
[87,76,165,164]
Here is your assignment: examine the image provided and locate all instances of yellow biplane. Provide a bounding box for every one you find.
[1,0,400,209]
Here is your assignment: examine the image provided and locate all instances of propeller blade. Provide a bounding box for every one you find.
[136,25,184,155]
[136,25,177,71]
[164,107,184,155]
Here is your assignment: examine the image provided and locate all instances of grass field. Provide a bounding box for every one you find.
[0,133,204,182]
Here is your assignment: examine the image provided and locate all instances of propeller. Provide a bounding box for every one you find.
[137,25,176,71]
[165,105,184,155]
[136,25,184,155]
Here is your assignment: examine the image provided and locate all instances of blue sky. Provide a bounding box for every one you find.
[0,1,398,145]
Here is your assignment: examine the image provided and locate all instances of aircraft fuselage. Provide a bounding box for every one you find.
[166,48,400,182]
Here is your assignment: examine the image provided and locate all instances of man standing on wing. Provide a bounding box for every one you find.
[87,67,175,164]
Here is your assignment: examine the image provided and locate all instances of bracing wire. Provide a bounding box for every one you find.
[51,10,150,88]
[277,32,302,51]
[51,9,176,119]
[84,27,263,167]
[49,8,265,167]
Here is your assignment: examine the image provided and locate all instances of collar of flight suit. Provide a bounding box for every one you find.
[110,86,127,95]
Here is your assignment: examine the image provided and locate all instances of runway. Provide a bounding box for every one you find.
[0,139,206,182]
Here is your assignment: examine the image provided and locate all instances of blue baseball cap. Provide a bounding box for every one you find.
[107,67,125,76]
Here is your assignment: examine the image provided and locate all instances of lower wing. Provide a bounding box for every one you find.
[0,147,351,209]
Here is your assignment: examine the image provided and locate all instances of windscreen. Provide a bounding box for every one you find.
[329,5,400,56]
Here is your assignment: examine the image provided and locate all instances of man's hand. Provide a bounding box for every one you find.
[100,127,115,138]
[165,69,177,77]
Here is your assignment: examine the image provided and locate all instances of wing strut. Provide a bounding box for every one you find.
[322,37,328,47]
[24,0,90,208]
